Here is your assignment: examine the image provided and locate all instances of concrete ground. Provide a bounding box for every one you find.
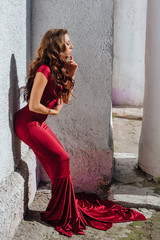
[13,108,160,240]
[112,107,143,154]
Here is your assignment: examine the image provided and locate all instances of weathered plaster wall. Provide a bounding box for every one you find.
[0,1,36,239]
[0,0,27,181]
[31,0,114,192]
[112,0,147,107]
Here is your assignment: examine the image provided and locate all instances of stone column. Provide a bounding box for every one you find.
[138,0,160,178]
[31,0,114,192]
[112,0,147,107]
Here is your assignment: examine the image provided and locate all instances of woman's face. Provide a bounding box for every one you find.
[64,34,73,58]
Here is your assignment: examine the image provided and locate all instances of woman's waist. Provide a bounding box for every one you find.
[14,104,48,125]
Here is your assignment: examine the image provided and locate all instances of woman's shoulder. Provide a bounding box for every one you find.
[36,64,51,80]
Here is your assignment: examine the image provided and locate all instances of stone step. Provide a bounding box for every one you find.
[112,107,143,120]
[109,153,160,210]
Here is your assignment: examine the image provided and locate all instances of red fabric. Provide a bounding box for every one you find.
[14,64,146,237]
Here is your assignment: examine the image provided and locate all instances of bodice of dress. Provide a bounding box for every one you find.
[36,64,59,109]
[15,64,59,125]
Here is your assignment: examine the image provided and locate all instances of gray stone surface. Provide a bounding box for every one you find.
[113,155,143,183]
[0,1,37,240]
[0,172,24,240]
[0,149,36,240]
[110,154,160,210]
[12,184,152,240]
[112,107,143,120]
[0,0,28,183]
[112,184,160,209]
[21,149,37,207]
[12,182,157,240]
[112,116,142,154]
[31,0,114,191]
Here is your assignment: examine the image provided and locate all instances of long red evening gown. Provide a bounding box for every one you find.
[14,65,146,237]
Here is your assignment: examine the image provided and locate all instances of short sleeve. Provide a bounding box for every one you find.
[36,65,51,80]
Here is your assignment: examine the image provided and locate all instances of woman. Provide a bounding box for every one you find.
[14,29,146,237]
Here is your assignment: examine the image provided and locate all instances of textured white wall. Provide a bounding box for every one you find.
[112,0,147,107]
[0,0,28,182]
[0,1,37,239]
[31,0,114,192]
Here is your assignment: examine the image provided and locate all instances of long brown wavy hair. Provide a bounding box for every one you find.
[21,29,74,101]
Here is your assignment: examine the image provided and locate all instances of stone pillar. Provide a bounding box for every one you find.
[138,0,160,178]
[31,0,114,192]
[112,0,147,107]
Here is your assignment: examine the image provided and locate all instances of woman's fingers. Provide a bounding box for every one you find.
[55,98,63,113]
[66,56,78,77]
[67,55,77,67]
[60,97,63,105]
[70,60,77,67]
[57,98,63,105]
[69,56,76,65]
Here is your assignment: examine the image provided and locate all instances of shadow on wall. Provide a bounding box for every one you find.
[8,54,21,168]
[8,54,29,214]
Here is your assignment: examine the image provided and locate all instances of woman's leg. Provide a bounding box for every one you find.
[26,121,70,181]
[25,122,86,236]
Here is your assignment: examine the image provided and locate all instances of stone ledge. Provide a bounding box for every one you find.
[112,107,143,120]
[0,149,37,240]
[111,184,160,210]
[0,172,24,240]
[114,152,138,159]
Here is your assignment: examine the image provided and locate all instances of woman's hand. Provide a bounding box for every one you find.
[54,98,63,114]
[29,72,64,115]
[65,56,78,79]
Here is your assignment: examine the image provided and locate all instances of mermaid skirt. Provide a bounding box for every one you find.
[14,109,146,237]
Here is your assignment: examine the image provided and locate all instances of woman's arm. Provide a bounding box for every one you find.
[63,56,77,104]
[29,72,63,115]
[62,79,74,104]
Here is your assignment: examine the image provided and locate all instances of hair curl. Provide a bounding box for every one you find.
[21,29,74,101]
